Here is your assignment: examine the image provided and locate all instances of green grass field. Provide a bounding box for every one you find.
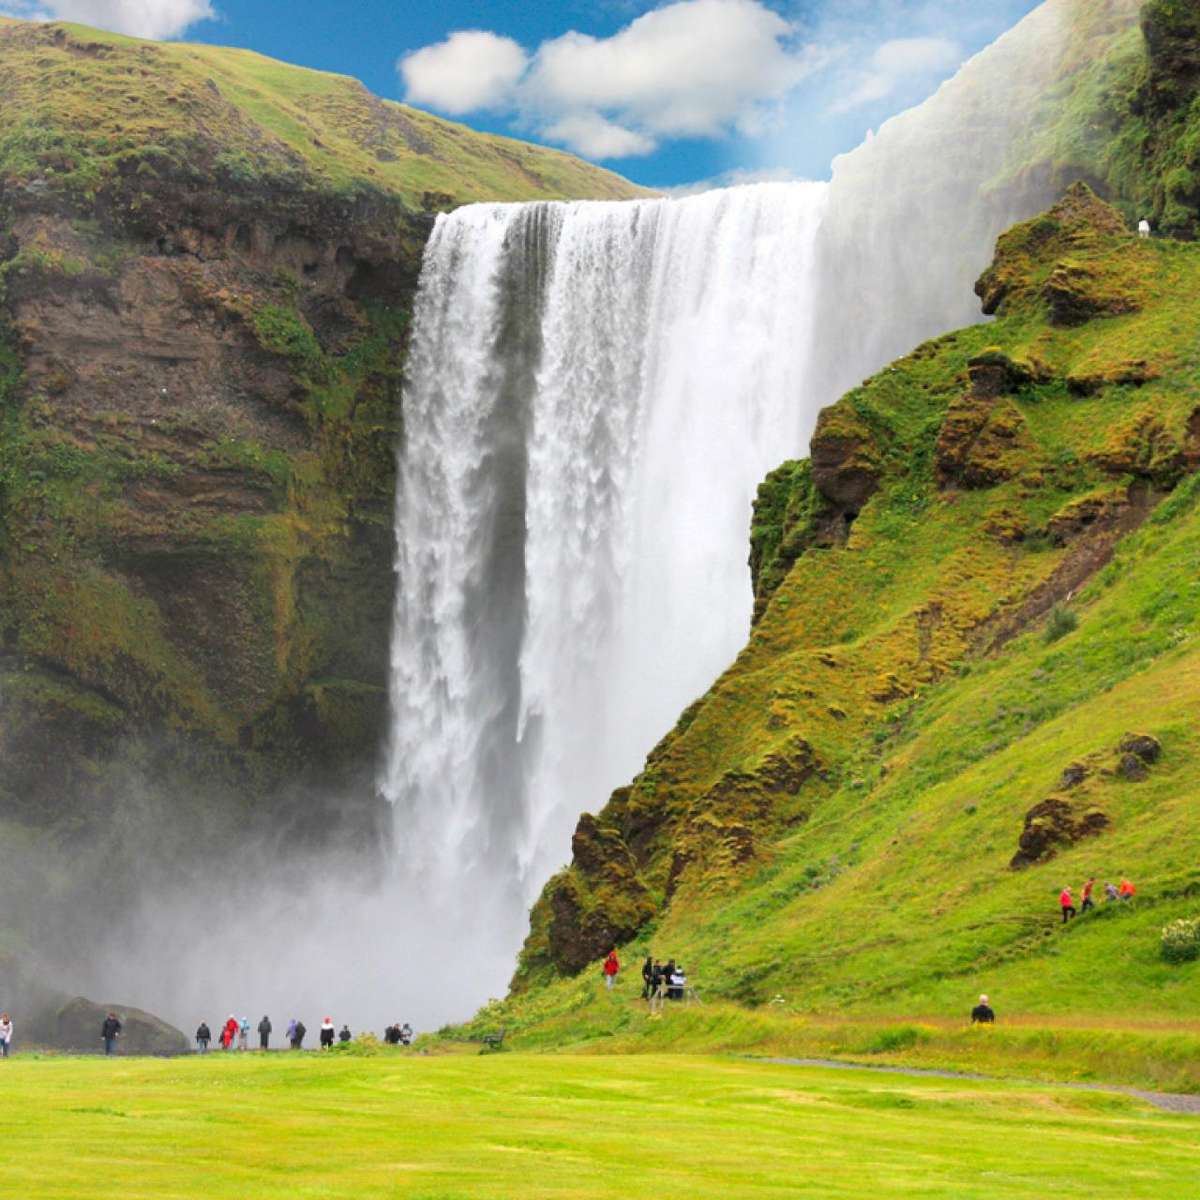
[0,1052,1196,1198]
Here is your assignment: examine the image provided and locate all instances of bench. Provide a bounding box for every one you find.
[480,1028,507,1050]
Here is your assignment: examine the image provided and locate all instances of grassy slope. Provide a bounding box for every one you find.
[0,17,644,208]
[0,1053,1196,1198]
[495,185,1200,1073]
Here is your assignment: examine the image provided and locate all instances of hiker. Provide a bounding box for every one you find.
[319,1017,336,1049]
[970,994,995,1024]
[399,1023,413,1046]
[648,960,666,1014]
[641,955,654,999]
[286,1018,297,1046]
[1104,881,1120,903]
[383,1024,397,1045]
[1139,218,1151,239]
[258,1015,272,1051]
[603,949,620,991]
[238,1017,250,1051]
[292,1020,306,1049]
[221,1015,238,1050]
[1059,886,1076,924]
[1081,877,1096,913]
[668,964,687,1002]
[1119,877,1136,902]
[102,1012,122,1056]
[0,1012,12,1057]
[195,1022,211,1053]
[339,1024,352,1045]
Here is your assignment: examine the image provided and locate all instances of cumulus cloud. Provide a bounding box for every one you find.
[830,35,961,113]
[400,30,529,116]
[0,0,214,39]
[398,0,827,160]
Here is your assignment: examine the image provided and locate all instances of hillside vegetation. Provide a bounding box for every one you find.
[493,172,1200,1059]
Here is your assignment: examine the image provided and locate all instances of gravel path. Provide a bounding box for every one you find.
[753,1056,1200,1114]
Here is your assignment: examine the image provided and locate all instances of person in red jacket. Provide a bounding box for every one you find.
[1081,877,1096,913]
[603,950,620,991]
[1059,886,1077,924]
[1119,878,1136,901]
[221,1015,239,1050]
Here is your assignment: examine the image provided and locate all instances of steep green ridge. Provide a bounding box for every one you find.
[495,177,1200,1052]
[0,18,642,212]
[0,19,639,889]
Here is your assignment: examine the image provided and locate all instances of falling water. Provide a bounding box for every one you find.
[383,183,830,944]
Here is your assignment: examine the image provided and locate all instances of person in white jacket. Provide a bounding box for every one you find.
[0,1013,13,1057]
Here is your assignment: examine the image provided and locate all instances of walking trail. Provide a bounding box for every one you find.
[753,1057,1200,1114]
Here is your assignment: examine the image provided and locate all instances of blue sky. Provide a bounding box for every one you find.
[4,0,1044,187]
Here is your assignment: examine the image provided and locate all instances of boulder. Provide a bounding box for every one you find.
[1118,733,1162,764]
[1010,797,1110,869]
[45,997,189,1056]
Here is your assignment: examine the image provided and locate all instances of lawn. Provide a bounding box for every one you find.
[0,1052,1196,1198]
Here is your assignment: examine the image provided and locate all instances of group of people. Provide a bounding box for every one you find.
[600,949,694,1009]
[1059,876,1136,923]
[193,1016,410,1052]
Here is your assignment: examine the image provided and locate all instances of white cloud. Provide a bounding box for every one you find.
[398,0,827,160]
[830,35,960,113]
[399,30,529,116]
[0,0,214,39]
[541,113,656,159]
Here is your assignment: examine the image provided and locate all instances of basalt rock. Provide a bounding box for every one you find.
[35,997,189,1056]
[1011,798,1111,869]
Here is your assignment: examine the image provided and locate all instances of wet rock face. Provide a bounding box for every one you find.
[36,997,189,1056]
[1042,262,1141,328]
[1011,798,1111,869]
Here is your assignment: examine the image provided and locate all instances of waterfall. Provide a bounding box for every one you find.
[383,183,829,933]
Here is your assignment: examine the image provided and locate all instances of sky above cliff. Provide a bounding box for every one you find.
[2,0,1045,187]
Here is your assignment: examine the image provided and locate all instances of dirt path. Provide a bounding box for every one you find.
[753,1056,1200,1114]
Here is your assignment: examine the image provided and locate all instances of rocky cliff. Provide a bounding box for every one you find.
[0,19,642,870]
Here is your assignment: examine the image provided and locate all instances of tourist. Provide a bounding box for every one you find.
[383,1024,397,1044]
[0,1012,12,1057]
[399,1022,413,1046]
[970,994,995,1024]
[1139,218,1151,239]
[195,1022,211,1053]
[339,1024,352,1045]
[319,1017,336,1049]
[258,1015,272,1050]
[668,964,686,1002]
[649,960,666,1015]
[102,1012,122,1056]
[603,949,620,991]
[641,955,654,999]
[286,1018,297,1045]
[1119,877,1136,902]
[1080,877,1096,913]
[238,1017,250,1051]
[292,1020,306,1050]
[1059,886,1076,924]
[221,1015,238,1050]
[1104,881,1120,903]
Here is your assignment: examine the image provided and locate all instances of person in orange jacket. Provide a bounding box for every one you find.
[1081,877,1097,913]
[1059,886,1077,924]
[603,949,620,991]
[1119,878,1136,901]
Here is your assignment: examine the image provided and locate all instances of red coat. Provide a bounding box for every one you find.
[222,1019,238,1047]
[1059,890,1072,908]
[603,954,619,976]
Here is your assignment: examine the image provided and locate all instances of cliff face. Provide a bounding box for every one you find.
[0,19,642,853]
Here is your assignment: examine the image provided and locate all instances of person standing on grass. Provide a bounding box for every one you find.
[1081,877,1096,913]
[1059,886,1076,924]
[1119,877,1136,902]
[292,1020,306,1049]
[399,1023,413,1046]
[649,960,666,1015]
[641,955,654,999]
[221,1015,238,1050]
[195,1022,211,1053]
[102,1012,122,1056]
[1104,881,1120,903]
[238,1017,250,1051]
[320,1017,336,1049]
[970,995,995,1024]
[339,1024,352,1045]
[258,1015,272,1051]
[0,1012,13,1057]
[603,949,620,991]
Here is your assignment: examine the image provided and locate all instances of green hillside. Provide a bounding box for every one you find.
[479,179,1200,1068]
[0,17,644,213]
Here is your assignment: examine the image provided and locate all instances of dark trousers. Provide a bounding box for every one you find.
[104,1037,118,1055]
[260,1035,269,1050]
[1081,897,1094,913]
[1061,905,1077,923]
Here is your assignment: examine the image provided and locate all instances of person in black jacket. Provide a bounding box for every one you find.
[257,1015,272,1050]
[339,1024,352,1045]
[101,1012,122,1056]
[970,994,995,1024]
[641,955,654,999]
[291,1020,306,1049]
[195,1022,211,1053]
